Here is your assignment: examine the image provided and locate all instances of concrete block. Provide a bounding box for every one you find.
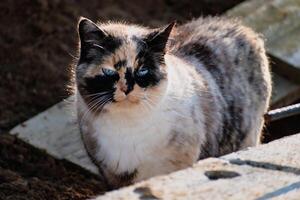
[94,134,300,199]
[9,97,99,174]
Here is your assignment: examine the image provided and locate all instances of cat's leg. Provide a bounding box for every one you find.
[241,116,265,148]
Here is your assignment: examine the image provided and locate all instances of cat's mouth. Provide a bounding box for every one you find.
[113,92,141,104]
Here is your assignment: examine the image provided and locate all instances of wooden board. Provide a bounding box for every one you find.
[227,0,300,107]
[227,0,300,78]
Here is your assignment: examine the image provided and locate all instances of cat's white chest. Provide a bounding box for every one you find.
[91,109,173,179]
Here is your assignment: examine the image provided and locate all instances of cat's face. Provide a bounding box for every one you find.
[76,18,174,114]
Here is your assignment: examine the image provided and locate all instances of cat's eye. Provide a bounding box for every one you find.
[102,68,117,76]
[137,67,149,76]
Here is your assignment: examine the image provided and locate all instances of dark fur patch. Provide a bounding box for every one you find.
[144,22,175,55]
[198,140,214,160]
[218,100,245,155]
[183,42,214,68]
[82,74,119,95]
[234,57,240,65]
[107,169,138,189]
[100,167,138,189]
[131,24,173,88]
[78,20,122,65]
[125,68,135,94]
[114,60,127,70]
[134,39,166,88]
[179,42,225,87]
[79,36,122,65]
[117,170,138,183]
[135,59,166,88]
[78,74,118,111]
[180,42,224,90]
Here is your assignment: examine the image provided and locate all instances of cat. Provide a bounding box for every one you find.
[74,16,271,188]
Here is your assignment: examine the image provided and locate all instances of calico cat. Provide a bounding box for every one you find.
[75,17,271,188]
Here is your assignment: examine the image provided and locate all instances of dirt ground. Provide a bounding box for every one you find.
[0,134,107,200]
[5,0,287,199]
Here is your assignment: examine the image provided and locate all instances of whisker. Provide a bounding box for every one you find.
[67,51,78,59]
[79,93,113,125]
[79,97,101,125]
[94,96,113,114]
[84,91,114,98]
[92,44,105,50]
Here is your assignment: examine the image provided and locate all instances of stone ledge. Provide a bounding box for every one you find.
[10,97,99,174]
[94,133,300,200]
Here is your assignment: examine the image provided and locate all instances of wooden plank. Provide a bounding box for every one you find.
[272,73,300,108]
[227,0,300,107]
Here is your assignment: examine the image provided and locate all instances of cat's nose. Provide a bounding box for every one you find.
[120,85,128,95]
[120,84,134,95]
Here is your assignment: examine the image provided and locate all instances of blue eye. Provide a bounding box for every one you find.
[137,67,149,76]
[102,68,117,76]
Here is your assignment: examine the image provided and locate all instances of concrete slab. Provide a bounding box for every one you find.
[94,134,300,200]
[9,97,98,174]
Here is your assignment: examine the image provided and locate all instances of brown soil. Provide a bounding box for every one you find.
[0,134,107,200]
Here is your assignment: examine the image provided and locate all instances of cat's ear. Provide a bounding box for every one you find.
[78,17,108,43]
[145,21,175,54]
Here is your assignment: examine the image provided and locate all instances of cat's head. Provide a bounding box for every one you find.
[76,17,175,114]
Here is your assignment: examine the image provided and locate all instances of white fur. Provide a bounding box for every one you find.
[77,54,206,181]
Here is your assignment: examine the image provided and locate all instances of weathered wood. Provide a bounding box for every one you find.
[227,0,300,107]
[272,73,300,108]
[227,0,300,77]
[268,54,300,85]
[94,133,300,200]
